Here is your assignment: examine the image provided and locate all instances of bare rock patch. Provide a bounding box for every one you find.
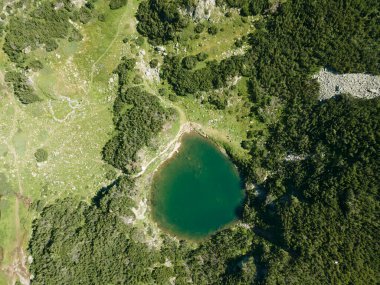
[315,68,380,100]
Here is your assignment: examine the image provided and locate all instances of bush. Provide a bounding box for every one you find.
[159,88,169,96]
[208,25,218,35]
[220,0,269,16]
[109,0,127,10]
[194,23,205,33]
[133,75,143,84]
[149,59,159,68]
[103,86,171,173]
[98,13,106,22]
[45,40,59,52]
[234,39,243,47]
[68,29,83,42]
[196,52,208,61]
[136,0,189,44]
[28,60,44,71]
[181,56,197,70]
[162,55,244,95]
[135,36,145,46]
[78,7,92,24]
[35,148,48,162]
[208,93,227,110]
[113,57,136,87]
[168,93,177,102]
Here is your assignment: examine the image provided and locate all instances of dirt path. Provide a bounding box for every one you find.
[131,88,193,179]
[132,122,192,178]
[132,106,245,179]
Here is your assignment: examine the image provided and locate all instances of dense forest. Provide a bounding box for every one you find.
[29,0,379,284]
[103,57,174,173]
[136,0,191,44]
[242,95,380,284]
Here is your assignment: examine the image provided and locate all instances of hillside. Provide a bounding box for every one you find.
[0,0,379,284]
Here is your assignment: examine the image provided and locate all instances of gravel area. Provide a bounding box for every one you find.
[315,68,380,100]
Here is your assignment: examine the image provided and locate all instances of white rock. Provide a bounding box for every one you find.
[315,68,380,100]
[71,0,86,8]
[182,0,216,20]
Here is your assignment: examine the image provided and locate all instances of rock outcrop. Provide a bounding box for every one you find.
[183,0,216,20]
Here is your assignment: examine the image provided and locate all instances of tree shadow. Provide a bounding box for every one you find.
[91,178,119,207]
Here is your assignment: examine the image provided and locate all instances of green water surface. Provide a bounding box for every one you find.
[152,133,244,239]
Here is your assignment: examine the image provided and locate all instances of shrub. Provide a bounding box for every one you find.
[136,0,189,44]
[196,52,208,61]
[78,7,92,24]
[159,88,169,96]
[168,93,177,102]
[133,75,143,84]
[109,0,127,10]
[35,148,48,162]
[149,59,159,68]
[28,60,44,71]
[103,86,171,173]
[135,36,145,46]
[98,13,106,22]
[181,56,197,70]
[194,23,205,33]
[208,93,227,110]
[3,2,73,63]
[68,29,83,42]
[208,25,218,35]
[235,39,243,47]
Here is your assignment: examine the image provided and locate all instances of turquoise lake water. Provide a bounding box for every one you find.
[151,133,244,239]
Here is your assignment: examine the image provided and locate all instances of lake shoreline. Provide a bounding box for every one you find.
[150,133,245,239]
[135,122,206,178]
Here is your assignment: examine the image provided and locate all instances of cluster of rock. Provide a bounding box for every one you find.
[182,0,216,21]
[315,68,380,100]
[70,0,86,8]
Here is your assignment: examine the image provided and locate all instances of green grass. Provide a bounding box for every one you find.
[176,94,251,158]
[165,9,254,63]
[0,196,16,255]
